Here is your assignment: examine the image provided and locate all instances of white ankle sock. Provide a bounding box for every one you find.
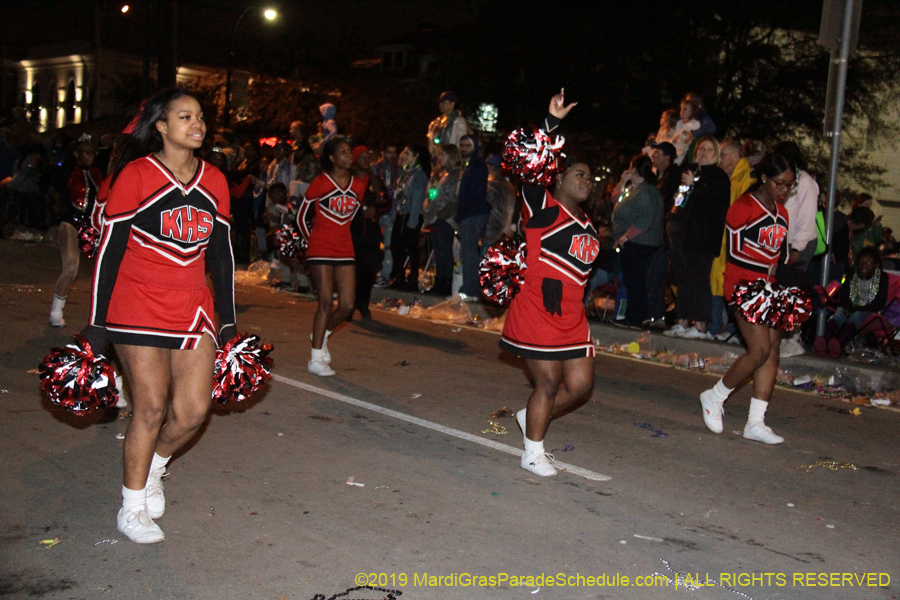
[51,295,66,312]
[150,453,170,472]
[712,379,733,402]
[122,485,146,511]
[747,397,768,425]
[523,436,544,454]
[311,348,325,361]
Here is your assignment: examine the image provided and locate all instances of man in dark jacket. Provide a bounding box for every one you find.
[456,134,489,300]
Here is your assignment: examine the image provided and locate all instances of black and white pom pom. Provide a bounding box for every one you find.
[39,335,119,415]
[212,333,274,403]
[479,236,526,306]
[502,127,566,187]
[734,279,813,331]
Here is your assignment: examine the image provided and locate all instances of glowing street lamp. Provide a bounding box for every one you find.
[225,6,278,127]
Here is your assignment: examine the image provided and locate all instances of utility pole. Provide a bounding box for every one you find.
[816,0,863,336]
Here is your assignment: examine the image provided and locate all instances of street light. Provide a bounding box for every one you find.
[224,6,277,127]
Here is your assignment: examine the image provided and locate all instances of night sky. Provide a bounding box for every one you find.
[5,0,898,71]
[4,0,899,156]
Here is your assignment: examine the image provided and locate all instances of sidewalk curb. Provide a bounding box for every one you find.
[367,286,900,395]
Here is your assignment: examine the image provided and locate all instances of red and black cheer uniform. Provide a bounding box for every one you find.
[297,172,369,266]
[63,166,104,230]
[90,156,235,350]
[500,115,600,360]
[723,192,789,302]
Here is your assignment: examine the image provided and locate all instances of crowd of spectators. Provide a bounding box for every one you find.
[1,88,896,353]
[593,92,898,357]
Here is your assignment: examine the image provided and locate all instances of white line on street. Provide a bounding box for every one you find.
[271,373,611,482]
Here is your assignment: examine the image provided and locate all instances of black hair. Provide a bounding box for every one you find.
[551,156,593,193]
[319,136,349,173]
[848,206,875,228]
[856,246,881,266]
[405,144,431,177]
[755,152,795,181]
[383,142,400,151]
[268,181,287,197]
[562,155,591,171]
[772,140,807,172]
[630,154,658,185]
[111,87,202,183]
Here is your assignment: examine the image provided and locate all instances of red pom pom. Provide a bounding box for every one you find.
[39,335,119,415]
[73,214,100,260]
[479,235,526,306]
[212,333,274,403]
[734,279,813,331]
[275,223,306,263]
[501,127,566,187]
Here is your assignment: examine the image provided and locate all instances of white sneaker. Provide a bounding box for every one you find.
[310,333,331,364]
[699,389,724,433]
[49,311,65,327]
[117,506,164,544]
[714,332,741,345]
[521,451,557,477]
[145,466,166,519]
[516,409,527,446]
[743,422,784,444]
[308,358,336,377]
[681,327,712,340]
[780,337,805,358]
[642,318,666,329]
[663,324,687,337]
[114,373,129,408]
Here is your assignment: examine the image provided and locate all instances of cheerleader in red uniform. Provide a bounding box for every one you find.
[501,91,599,476]
[49,139,103,327]
[699,153,794,444]
[297,137,368,376]
[80,88,237,543]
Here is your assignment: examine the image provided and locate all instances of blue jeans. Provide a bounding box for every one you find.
[429,219,455,280]
[459,213,489,296]
[380,209,396,278]
[831,307,871,330]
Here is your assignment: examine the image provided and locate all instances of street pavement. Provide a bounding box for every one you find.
[1,238,898,600]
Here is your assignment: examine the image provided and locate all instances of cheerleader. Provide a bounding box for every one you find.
[80,88,237,543]
[500,91,599,476]
[297,137,368,376]
[699,153,795,444]
[50,139,103,327]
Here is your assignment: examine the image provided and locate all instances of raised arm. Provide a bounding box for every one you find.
[521,90,578,217]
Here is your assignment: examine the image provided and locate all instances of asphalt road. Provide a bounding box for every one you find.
[1,239,898,600]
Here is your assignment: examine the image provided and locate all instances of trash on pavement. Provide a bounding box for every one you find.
[634,422,668,437]
[481,421,508,434]
[490,406,513,418]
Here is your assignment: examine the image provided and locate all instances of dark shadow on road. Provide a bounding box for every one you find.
[348,318,472,356]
